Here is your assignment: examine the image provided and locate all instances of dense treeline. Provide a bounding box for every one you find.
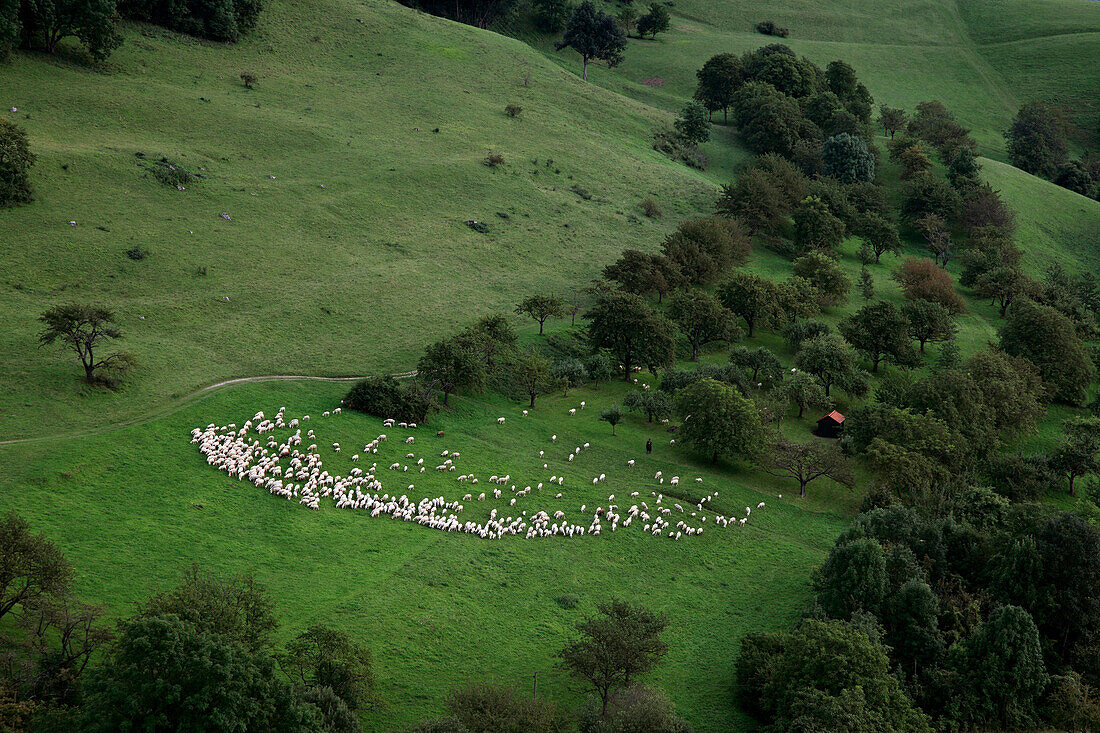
[1005,101,1100,201]
[0,0,263,61]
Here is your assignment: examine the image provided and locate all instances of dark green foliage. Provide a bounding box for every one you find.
[38,303,131,385]
[0,509,71,623]
[600,404,624,435]
[551,357,588,393]
[1000,298,1094,405]
[559,599,668,717]
[717,156,809,236]
[693,52,740,123]
[1053,417,1100,496]
[1055,160,1095,196]
[532,0,571,32]
[443,683,562,733]
[344,375,434,423]
[825,60,873,122]
[456,314,517,370]
[793,251,849,307]
[754,19,787,37]
[730,82,806,157]
[1033,512,1100,667]
[418,338,483,406]
[906,100,971,157]
[602,250,682,302]
[775,369,830,419]
[635,1,667,38]
[577,684,691,733]
[944,606,1048,730]
[900,172,961,222]
[945,145,981,189]
[762,438,854,498]
[0,117,34,207]
[736,619,932,732]
[556,1,626,80]
[744,47,822,99]
[822,132,874,183]
[18,0,123,60]
[717,271,785,337]
[792,195,845,255]
[900,299,954,352]
[622,389,673,422]
[782,319,829,351]
[793,333,867,398]
[505,349,555,407]
[1006,101,1069,179]
[667,289,740,360]
[675,378,764,463]
[673,100,710,145]
[391,0,515,28]
[986,453,1057,502]
[299,686,361,733]
[0,0,18,59]
[587,291,676,379]
[878,104,908,138]
[815,537,887,618]
[728,345,783,385]
[840,301,918,372]
[660,216,750,286]
[859,266,874,299]
[584,351,613,388]
[82,614,320,733]
[281,624,378,711]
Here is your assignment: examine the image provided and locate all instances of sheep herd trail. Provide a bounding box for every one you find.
[192,401,770,541]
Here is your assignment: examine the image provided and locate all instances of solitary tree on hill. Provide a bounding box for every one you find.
[39,304,131,385]
[636,2,669,39]
[556,1,626,80]
[515,294,564,335]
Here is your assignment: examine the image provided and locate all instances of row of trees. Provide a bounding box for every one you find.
[0,512,374,732]
[0,0,264,61]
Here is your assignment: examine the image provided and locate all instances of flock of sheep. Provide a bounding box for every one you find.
[190,403,768,541]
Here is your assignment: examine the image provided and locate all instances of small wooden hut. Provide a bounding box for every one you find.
[815,410,845,439]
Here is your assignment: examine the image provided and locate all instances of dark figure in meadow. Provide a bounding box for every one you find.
[646,438,653,454]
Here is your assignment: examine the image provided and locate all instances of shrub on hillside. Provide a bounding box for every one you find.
[0,117,35,207]
[652,126,707,169]
[640,197,662,218]
[532,0,572,32]
[147,157,197,189]
[119,0,264,42]
[344,376,435,423]
[504,103,522,118]
[484,151,505,168]
[754,19,788,37]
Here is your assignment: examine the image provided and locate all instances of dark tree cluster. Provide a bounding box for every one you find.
[119,0,263,41]
[3,0,122,61]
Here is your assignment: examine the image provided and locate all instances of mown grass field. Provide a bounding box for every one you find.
[2,0,1099,729]
[0,376,849,731]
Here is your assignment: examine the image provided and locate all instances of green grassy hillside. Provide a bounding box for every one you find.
[527,0,1100,157]
[0,376,849,731]
[0,0,719,439]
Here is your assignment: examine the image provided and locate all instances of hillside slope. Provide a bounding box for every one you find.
[0,0,717,437]
[526,0,1100,157]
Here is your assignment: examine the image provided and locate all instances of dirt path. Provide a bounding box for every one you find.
[0,372,417,447]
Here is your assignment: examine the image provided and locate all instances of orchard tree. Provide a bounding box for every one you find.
[777,369,831,419]
[38,303,132,385]
[622,389,673,423]
[584,351,613,388]
[280,624,378,711]
[854,213,901,263]
[635,2,669,39]
[694,52,741,123]
[878,105,908,138]
[600,405,625,435]
[559,599,668,717]
[718,271,785,336]
[1052,417,1100,496]
[515,294,564,335]
[793,196,846,255]
[661,215,750,285]
[914,213,953,267]
[762,438,854,498]
[894,257,966,314]
[418,338,483,406]
[793,251,850,307]
[556,1,626,80]
[901,299,955,352]
[675,378,764,464]
[859,266,875,300]
[901,171,961,222]
[717,167,791,235]
[587,291,676,380]
[0,511,71,624]
[673,100,711,145]
[731,81,804,157]
[974,265,1031,317]
[729,346,783,385]
[602,250,682,303]
[822,133,875,183]
[839,301,918,372]
[507,349,555,407]
[794,334,867,397]
[667,289,740,360]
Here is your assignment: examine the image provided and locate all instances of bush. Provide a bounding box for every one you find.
[504,103,522,118]
[445,682,562,733]
[822,133,875,183]
[484,151,505,168]
[125,246,149,261]
[148,157,197,189]
[344,376,434,423]
[555,594,579,609]
[652,127,707,169]
[240,72,257,89]
[119,0,264,41]
[641,197,662,218]
[893,257,966,314]
[0,117,35,207]
[755,19,788,37]
[532,0,572,31]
